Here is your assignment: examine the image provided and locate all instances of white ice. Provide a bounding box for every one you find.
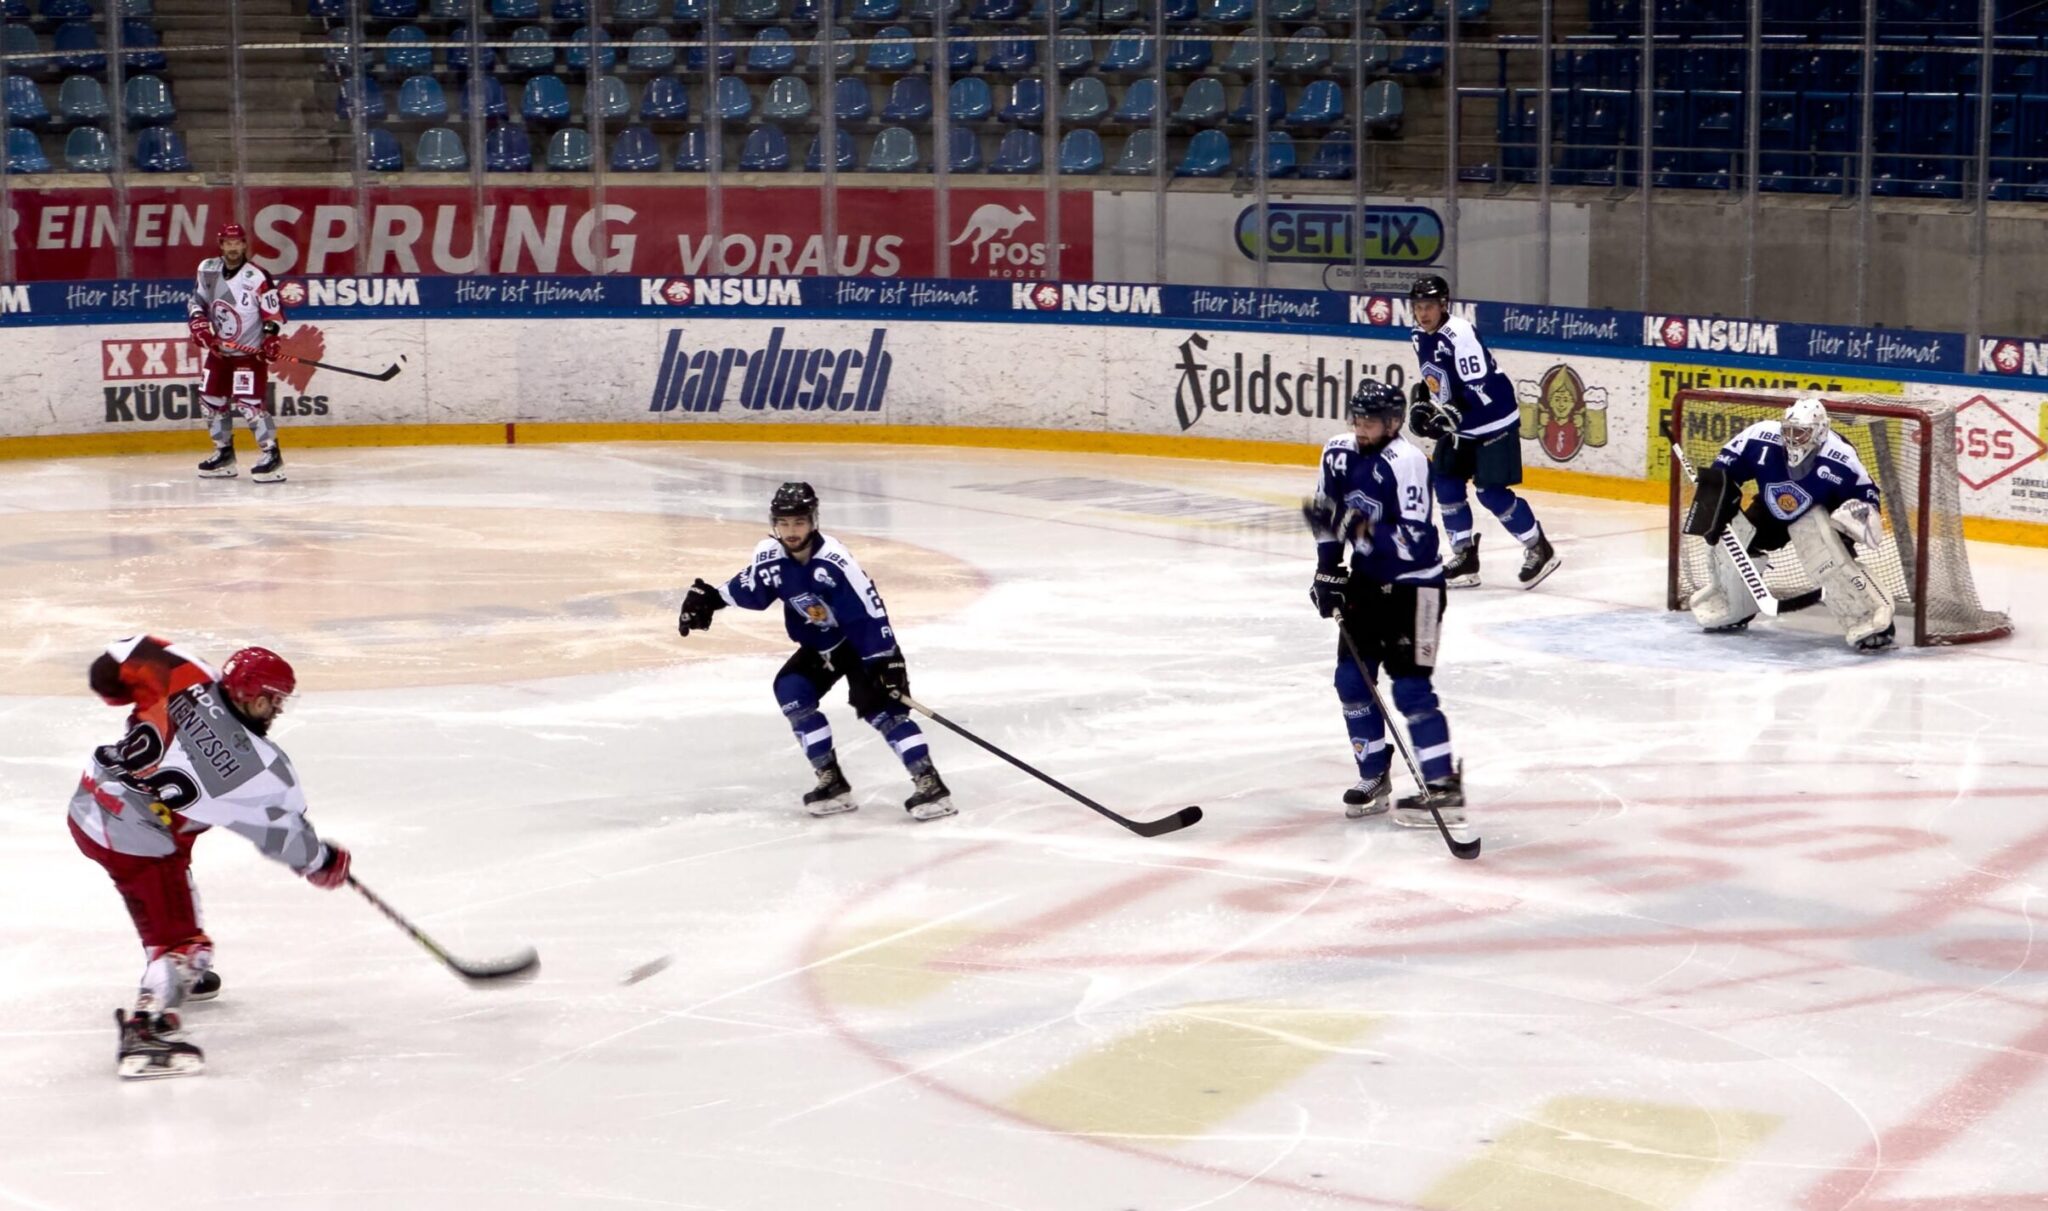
[2,442,2046,1211]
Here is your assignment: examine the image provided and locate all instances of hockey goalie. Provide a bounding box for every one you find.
[1683,398,1896,651]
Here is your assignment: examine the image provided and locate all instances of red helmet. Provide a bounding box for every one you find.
[217,223,247,244]
[220,647,295,701]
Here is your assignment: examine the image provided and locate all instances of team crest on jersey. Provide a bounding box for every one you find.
[1763,480,1814,520]
[791,593,835,626]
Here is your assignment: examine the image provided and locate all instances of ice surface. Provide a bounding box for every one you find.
[2,442,2046,1211]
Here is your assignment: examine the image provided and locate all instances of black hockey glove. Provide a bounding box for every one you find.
[677,578,726,636]
[1310,568,1349,619]
[1408,398,1462,443]
[866,652,911,700]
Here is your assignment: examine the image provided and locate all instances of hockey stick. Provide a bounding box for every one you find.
[891,693,1202,838]
[1330,613,1481,861]
[1667,435,1779,617]
[221,342,403,382]
[345,875,540,983]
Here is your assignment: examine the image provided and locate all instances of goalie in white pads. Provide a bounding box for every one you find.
[1683,398,1896,651]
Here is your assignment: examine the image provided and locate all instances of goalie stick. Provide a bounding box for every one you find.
[891,693,1202,838]
[346,875,540,984]
[1667,433,1779,618]
[1331,613,1481,861]
[221,342,404,382]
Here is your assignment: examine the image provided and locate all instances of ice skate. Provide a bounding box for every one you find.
[1393,761,1465,829]
[1518,532,1560,589]
[197,446,237,478]
[803,760,855,816]
[116,1008,204,1080]
[904,764,956,821]
[1343,771,1390,818]
[186,970,222,1002]
[250,446,285,483]
[1443,537,1480,588]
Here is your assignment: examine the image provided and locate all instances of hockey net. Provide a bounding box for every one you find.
[1666,390,2012,646]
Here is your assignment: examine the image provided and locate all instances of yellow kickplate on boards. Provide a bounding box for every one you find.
[1421,1096,1780,1211]
[1006,1004,1381,1144]
[810,922,989,1008]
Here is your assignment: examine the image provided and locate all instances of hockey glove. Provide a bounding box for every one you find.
[261,330,283,363]
[1311,568,1349,619]
[677,578,726,636]
[185,313,217,353]
[1408,399,1462,443]
[1410,381,1432,407]
[305,843,351,890]
[868,652,911,700]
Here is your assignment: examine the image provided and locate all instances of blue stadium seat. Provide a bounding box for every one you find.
[1275,26,1332,75]
[1095,0,1138,15]
[1058,127,1103,173]
[934,24,975,73]
[685,26,738,70]
[459,74,510,119]
[738,124,789,170]
[553,0,590,19]
[787,0,841,20]
[1,26,46,77]
[1175,127,1230,176]
[335,72,387,122]
[1285,79,1342,126]
[521,74,572,121]
[675,126,711,169]
[395,74,448,120]
[1100,35,1152,75]
[1360,78,1403,133]
[611,124,663,171]
[1162,0,1194,17]
[445,39,496,76]
[948,76,991,121]
[761,74,813,122]
[485,122,534,170]
[640,75,690,120]
[1029,0,1080,17]
[506,26,556,72]
[122,21,166,73]
[748,27,796,72]
[427,0,472,16]
[804,127,854,170]
[493,0,542,16]
[62,124,109,171]
[370,0,423,17]
[866,125,920,171]
[1388,24,1444,75]
[1109,128,1158,174]
[736,0,782,19]
[851,0,901,19]
[989,127,1041,173]
[672,0,708,20]
[364,127,404,171]
[382,26,434,74]
[882,74,931,122]
[907,0,960,17]
[1173,76,1225,124]
[1219,35,1266,76]
[714,75,752,119]
[41,0,92,17]
[614,0,661,18]
[1054,27,1091,74]
[1000,77,1043,123]
[1269,0,1312,17]
[414,125,468,170]
[564,27,618,73]
[1202,0,1252,19]
[587,75,632,121]
[831,77,871,121]
[1165,40,1211,72]
[970,0,1021,18]
[1242,130,1296,178]
[629,26,678,71]
[985,33,1035,74]
[1315,0,1355,14]
[4,77,47,127]
[1297,129,1353,178]
[133,126,191,172]
[4,126,50,173]
[52,23,104,74]
[866,25,916,71]
[1060,76,1108,124]
[546,127,594,170]
[805,25,855,70]
[1112,77,1157,124]
[55,75,107,124]
[1227,81,1283,125]
[123,75,176,126]
[947,125,981,171]
[1375,0,1427,19]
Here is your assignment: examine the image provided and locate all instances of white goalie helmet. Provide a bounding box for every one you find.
[1782,397,1832,471]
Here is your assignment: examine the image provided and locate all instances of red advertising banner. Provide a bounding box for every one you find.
[1,185,1093,283]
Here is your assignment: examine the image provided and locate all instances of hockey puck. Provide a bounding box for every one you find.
[622,955,674,986]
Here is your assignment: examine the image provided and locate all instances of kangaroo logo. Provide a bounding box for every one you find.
[949,204,1036,264]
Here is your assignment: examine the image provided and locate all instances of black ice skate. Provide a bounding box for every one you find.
[1518,532,1561,590]
[1855,622,1897,653]
[116,1008,204,1080]
[197,446,237,478]
[803,760,856,816]
[1393,760,1465,829]
[186,970,222,1002]
[250,446,285,483]
[904,764,956,821]
[1444,536,1480,588]
[1343,771,1390,819]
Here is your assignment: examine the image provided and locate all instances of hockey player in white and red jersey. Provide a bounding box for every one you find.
[187,223,289,482]
[68,636,351,1079]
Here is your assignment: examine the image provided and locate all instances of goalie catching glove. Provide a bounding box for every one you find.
[676,578,727,636]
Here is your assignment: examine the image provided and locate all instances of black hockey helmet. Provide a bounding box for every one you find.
[1409,275,1451,304]
[771,481,819,521]
[1347,379,1406,423]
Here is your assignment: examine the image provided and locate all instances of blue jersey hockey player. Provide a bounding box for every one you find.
[1683,398,1895,650]
[1303,380,1465,827]
[1407,275,1561,590]
[676,482,956,819]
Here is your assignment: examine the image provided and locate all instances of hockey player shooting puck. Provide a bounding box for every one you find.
[622,955,674,986]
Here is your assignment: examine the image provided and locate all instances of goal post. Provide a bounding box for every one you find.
[1666,390,2013,646]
